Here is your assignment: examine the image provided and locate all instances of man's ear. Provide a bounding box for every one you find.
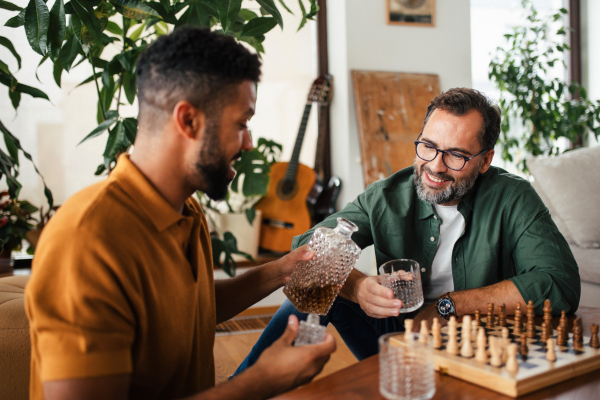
[172,100,205,140]
[479,149,495,174]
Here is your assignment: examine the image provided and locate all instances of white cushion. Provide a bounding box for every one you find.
[528,146,600,249]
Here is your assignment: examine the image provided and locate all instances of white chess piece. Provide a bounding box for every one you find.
[432,318,442,349]
[506,344,519,374]
[475,328,488,363]
[546,338,557,362]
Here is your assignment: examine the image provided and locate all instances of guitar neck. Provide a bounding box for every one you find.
[285,102,313,181]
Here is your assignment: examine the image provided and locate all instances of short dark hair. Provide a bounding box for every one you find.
[422,88,501,151]
[136,27,261,127]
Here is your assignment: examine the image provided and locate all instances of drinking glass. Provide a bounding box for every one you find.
[379,332,435,400]
[379,259,424,313]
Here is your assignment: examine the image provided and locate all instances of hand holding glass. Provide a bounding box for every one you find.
[379,259,424,313]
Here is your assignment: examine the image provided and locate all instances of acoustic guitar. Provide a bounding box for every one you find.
[255,76,333,253]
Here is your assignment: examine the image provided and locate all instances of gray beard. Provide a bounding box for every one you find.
[414,161,482,205]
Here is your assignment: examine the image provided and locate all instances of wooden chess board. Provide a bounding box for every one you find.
[434,317,600,397]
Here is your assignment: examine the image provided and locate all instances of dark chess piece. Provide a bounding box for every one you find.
[526,300,536,339]
[573,318,583,350]
[556,325,566,346]
[543,300,552,338]
[540,322,548,344]
[487,303,495,329]
[498,303,507,327]
[590,324,600,349]
[520,332,529,357]
[474,309,481,327]
[559,310,568,330]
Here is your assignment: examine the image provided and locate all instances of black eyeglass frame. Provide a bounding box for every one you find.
[414,137,490,171]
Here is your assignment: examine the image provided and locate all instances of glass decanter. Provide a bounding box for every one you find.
[283,217,361,315]
[294,313,327,346]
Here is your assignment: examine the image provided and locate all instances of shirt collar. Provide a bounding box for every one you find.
[110,154,198,232]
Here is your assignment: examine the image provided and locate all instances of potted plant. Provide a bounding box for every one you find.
[0,193,40,273]
[200,137,281,277]
[488,0,600,173]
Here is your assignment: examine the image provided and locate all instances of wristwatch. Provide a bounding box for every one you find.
[436,292,457,320]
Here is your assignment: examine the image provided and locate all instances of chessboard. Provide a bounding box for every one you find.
[433,316,600,397]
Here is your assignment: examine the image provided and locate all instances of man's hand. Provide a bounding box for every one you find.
[276,245,315,286]
[354,275,402,319]
[249,315,336,396]
[412,303,447,332]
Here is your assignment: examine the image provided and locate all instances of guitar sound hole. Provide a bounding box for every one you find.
[276,179,299,200]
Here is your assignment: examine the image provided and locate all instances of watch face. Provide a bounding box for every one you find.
[437,298,454,316]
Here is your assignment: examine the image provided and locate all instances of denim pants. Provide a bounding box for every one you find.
[233,297,420,376]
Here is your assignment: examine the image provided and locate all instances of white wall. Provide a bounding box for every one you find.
[581,0,600,147]
[327,0,472,272]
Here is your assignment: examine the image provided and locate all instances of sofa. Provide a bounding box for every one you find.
[528,145,600,308]
[0,275,30,400]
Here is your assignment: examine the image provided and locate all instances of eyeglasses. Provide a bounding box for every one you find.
[414,138,489,171]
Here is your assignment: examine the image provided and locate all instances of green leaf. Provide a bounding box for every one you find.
[241,16,277,37]
[48,0,66,61]
[0,0,22,11]
[34,53,49,83]
[278,0,293,14]
[245,207,256,225]
[25,0,50,55]
[256,0,283,28]
[106,20,122,35]
[183,0,211,28]
[122,70,136,104]
[8,87,21,109]
[216,0,242,33]
[4,9,25,27]
[110,0,160,20]
[103,120,127,162]
[78,116,118,145]
[0,37,21,70]
[94,163,106,175]
[297,0,307,30]
[0,73,50,100]
[123,117,137,143]
[128,22,145,40]
[239,9,258,20]
[230,148,270,197]
[71,0,103,47]
[53,56,63,87]
[59,34,80,71]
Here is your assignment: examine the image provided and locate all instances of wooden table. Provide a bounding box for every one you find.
[273,306,600,399]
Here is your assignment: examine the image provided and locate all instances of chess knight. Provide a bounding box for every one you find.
[233,88,580,373]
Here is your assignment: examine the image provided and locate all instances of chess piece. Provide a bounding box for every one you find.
[514,302,522,336]
[559,310,568,330]
[474,309,481,326]
[419,320,429,343]
[540,322,548,344]
[489,337,503,367]
[475,328,488,363]
[526,300,536,339]
[447,316,459,355]
[543,299,552,339]
[499,303,507,327]
[404,319,414,339]
[590,324,600,349]
[487,303,495,328]
[556,325,566,346]
[471,319,478,339]
[546,338,557,362]
[432,318,443,349]
[460,315,473,357]
[520,333,529,357]
[573,319,583,350]
[505,344,519,374]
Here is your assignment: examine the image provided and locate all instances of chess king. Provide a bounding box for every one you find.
[233,87,580,372]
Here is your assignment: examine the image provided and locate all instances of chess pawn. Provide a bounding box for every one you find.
[546,339,557,362]
[556,325,566,346]
[520,333,529,357]
[460,315,474,358]
[559,310,567,330]
[404,319,414,339]
[505,344,519,374]
[471,319,478,339]
[540,322,548,344]
[419,320,430,344]
[474,309,481,326]
[487,303,495,328]
[447,316,459,355]
[501,327,510,362]
[432,318,443,349]
[589,324,600,349]
[498,304,507,327]
[475,328,488,363]
[489,337,503,367]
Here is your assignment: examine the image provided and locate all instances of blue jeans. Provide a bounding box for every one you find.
[233,297,419,376]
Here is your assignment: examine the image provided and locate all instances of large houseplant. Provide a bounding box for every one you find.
[488,0,600,173]
[201,137,281,277]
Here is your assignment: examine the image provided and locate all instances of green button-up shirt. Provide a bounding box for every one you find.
[291,166,580,315]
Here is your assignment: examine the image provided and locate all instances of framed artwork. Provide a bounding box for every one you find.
[387,0,435,27]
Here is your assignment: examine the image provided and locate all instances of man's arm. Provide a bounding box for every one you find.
[411,280,525,330]
[214,246,313,324]
[43,316,336,400]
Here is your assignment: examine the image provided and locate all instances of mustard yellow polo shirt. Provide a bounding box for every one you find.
[25,155,216,400]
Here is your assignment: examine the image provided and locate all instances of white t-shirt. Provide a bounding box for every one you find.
[423,204,465,303]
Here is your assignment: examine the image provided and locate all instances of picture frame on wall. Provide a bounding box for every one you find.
[387,0,435,27]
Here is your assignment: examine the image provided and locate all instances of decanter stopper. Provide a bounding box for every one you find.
[294,313,327,346]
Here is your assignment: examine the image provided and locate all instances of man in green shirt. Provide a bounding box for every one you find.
[233,88,579,367]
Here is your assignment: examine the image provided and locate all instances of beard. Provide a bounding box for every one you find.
[195,119,240,201]
[413,159,482,205]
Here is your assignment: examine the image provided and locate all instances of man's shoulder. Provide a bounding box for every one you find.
[363,167,415,197]
[474,166,543,210]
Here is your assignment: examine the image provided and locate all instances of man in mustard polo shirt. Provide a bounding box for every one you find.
[25,27,335,399]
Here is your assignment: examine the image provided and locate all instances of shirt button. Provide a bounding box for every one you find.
[430,237,435,242]
[421,268,426,273]
[434,215,438,220]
